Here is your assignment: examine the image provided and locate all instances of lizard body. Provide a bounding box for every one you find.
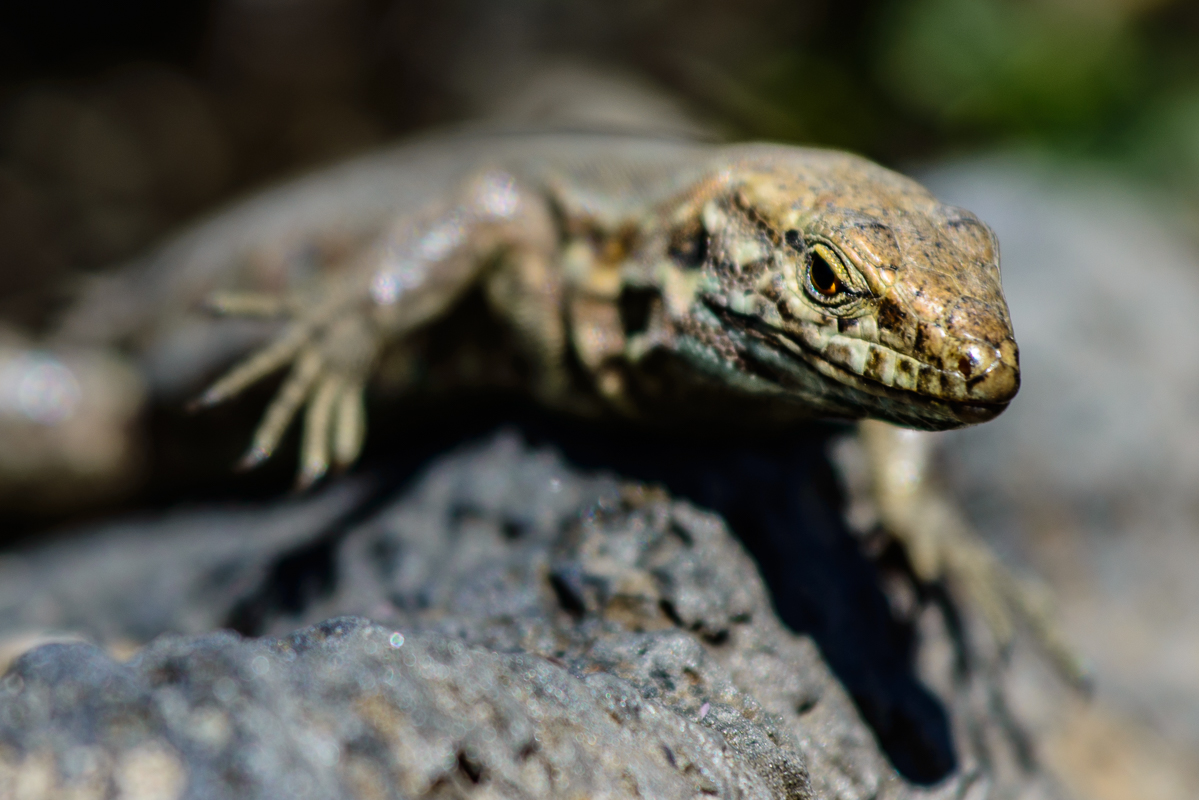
[56,127,1018,487]
[23,124,1081,684]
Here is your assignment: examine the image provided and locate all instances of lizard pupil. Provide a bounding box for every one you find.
[809,251,840,296]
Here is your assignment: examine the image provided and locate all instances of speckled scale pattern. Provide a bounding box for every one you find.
[643,145,1019,431]
[52,128,1021,478]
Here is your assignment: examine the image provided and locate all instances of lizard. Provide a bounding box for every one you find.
[40,125,1057,676]
[57,127,1018,471]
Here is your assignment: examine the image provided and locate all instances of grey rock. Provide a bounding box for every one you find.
[0,480,370,643]
[0,433,1058,799]
[1,619,788,799]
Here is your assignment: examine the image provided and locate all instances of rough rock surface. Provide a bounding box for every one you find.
[0,433,1058,799]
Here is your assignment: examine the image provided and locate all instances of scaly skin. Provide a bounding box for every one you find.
[35,127,1075,681]
[617,145,1019,431]
[135,134,1020,485]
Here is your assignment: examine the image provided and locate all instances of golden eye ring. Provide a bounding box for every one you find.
[809,248,840,296]
[804,242,848,301]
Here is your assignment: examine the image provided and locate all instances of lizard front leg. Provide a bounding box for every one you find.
[857,419,1088,688]
[194,170,558,486]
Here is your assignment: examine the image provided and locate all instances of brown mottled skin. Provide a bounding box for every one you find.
[41,127,1072,679]
[57,129,1019,485]
[620,148,1019,433]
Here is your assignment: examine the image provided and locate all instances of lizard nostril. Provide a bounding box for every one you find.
[958,354,974,379]
[965,340,1020,404]
[956,343,987,379]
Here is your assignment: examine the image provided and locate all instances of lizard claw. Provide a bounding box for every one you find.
[189,325,311,411]
[296,375,367,489]
[297,373,342,489]
[203,290,295,319]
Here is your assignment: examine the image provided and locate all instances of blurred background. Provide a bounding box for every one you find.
[2,1,1199,798]
[4,0,1199,328]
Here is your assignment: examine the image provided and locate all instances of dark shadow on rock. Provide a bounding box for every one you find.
[207,392,957,785]
[521,418,957,785]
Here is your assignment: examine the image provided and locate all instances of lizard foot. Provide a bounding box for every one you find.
[190,169,556,487]
[192,290,374,488]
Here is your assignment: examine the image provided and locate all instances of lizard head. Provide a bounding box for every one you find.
[661,147,1018,430]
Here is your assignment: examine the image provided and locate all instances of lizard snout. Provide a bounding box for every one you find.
[955,338,1020,405]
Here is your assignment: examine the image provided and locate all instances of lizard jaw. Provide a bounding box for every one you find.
[803,344,1015,428]
[698,300,1018,428]
[769,327,1019,429]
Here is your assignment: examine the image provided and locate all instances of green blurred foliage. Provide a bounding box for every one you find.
[876,0,1141,138]
[717,0,1199,211]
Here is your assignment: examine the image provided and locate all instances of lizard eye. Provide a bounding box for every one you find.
[810,250,839,295]
[806,243,847,300]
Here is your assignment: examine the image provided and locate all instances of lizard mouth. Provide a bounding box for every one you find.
[701,300,1018,428]
[767,326,1018,427]
[793,339,1013,425]
[730,315,1014,427]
